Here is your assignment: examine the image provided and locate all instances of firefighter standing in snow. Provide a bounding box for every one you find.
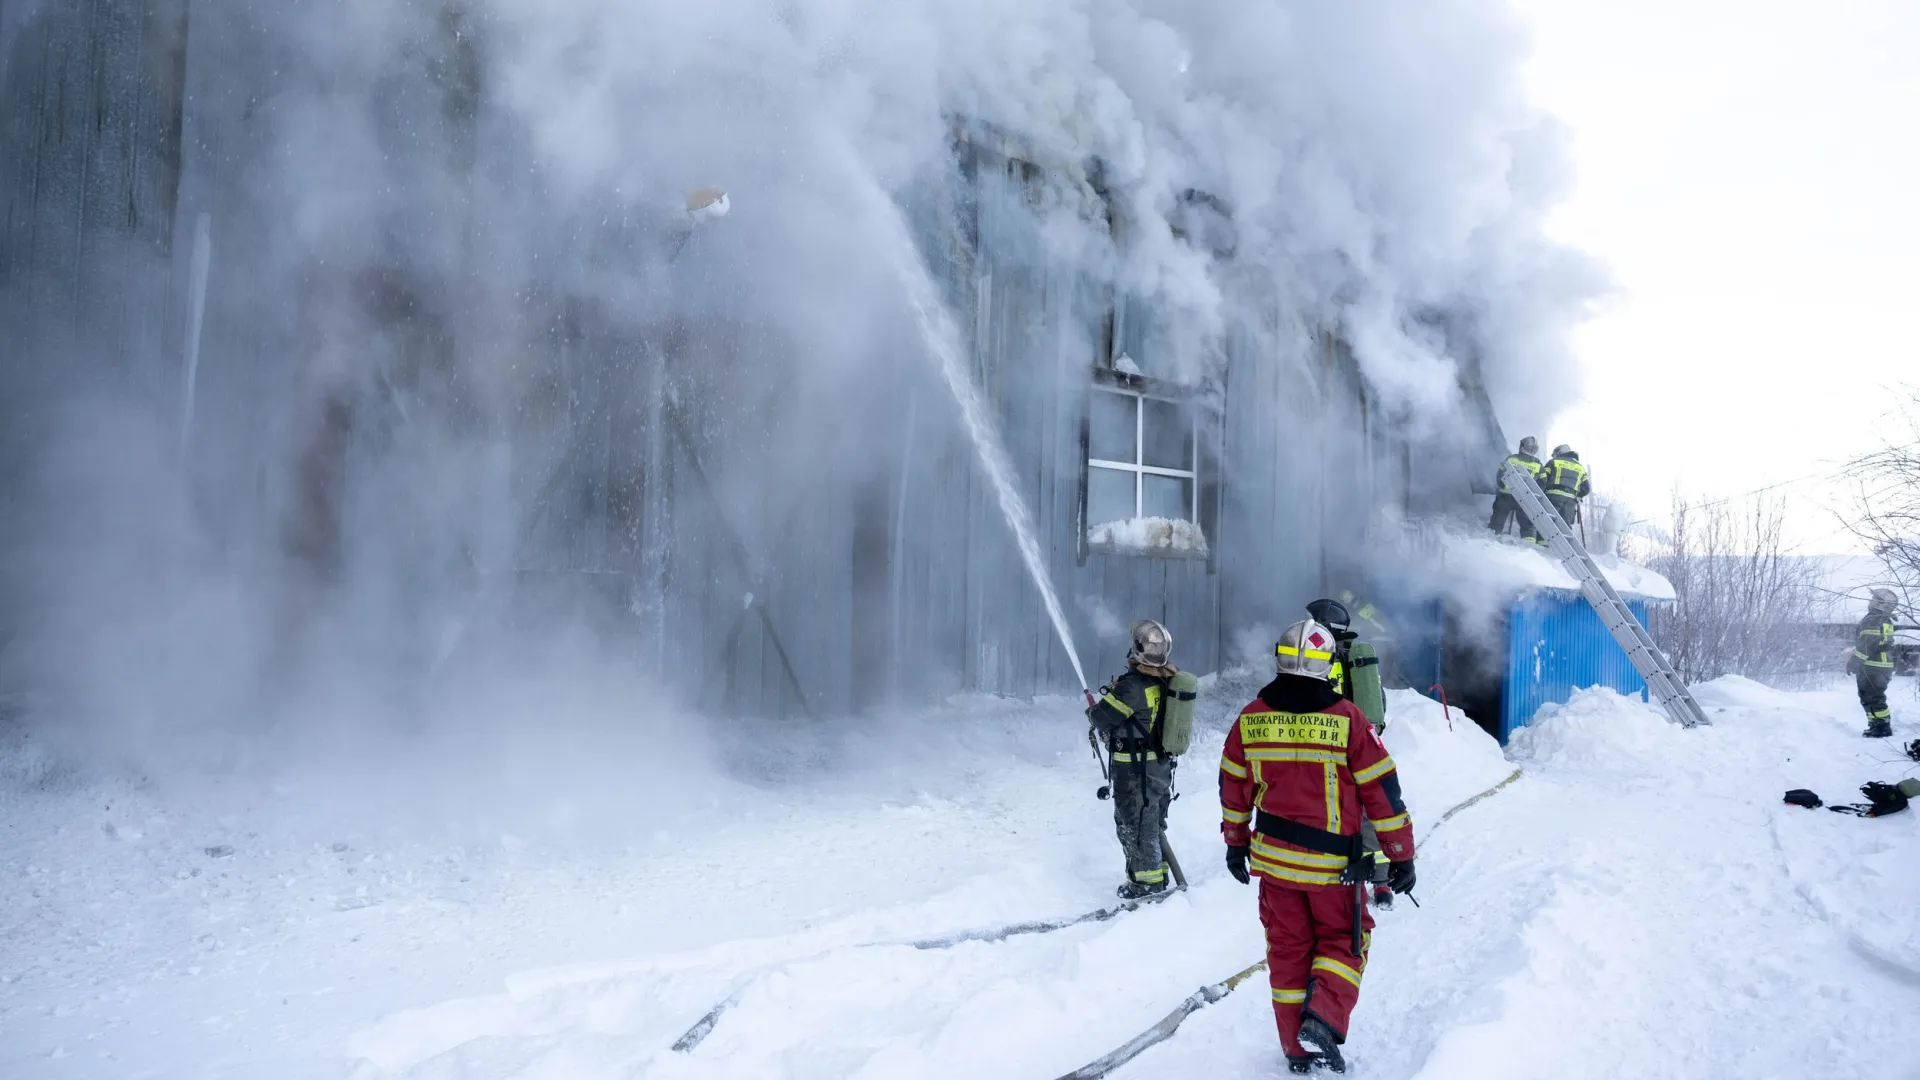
[1220,619,1416,1074]
[1851,588,1899,738]
[1088,620,1180,898]
[1307,598,1394,911]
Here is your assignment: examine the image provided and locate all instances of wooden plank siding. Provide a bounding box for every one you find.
[3,7,1459,719]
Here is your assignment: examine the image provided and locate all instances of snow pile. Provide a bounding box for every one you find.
[1088,517,1210,556]
[1506,686,1686,774]
[16,675,1920,1078]
[1380,688,1514,832]
[1437,529,1677,602]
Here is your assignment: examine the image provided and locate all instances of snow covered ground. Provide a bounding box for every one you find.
[5,673,1920,1078]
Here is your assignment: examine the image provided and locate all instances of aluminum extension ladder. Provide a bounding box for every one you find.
[1502,462,1711,728]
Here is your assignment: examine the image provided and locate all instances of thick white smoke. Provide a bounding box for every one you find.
[1,0,1599,801]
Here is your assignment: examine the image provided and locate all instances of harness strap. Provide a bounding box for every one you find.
[1255,810,1360,858]
[1350,656,1380,669]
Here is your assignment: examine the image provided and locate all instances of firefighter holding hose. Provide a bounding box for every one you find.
[1220,618,1416,1074]
[1087,620,1197,899]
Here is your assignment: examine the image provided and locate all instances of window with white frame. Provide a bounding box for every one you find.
[1086,385,1207,553]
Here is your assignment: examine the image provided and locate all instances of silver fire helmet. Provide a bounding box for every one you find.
[1275,620,1337,682]
[1869,588,1898,613]
[1129,619,1173,668]
[1519,436,1539,455]
[1552,444,1574,457]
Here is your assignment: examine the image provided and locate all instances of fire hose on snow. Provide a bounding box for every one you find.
[1051,766,1525,1080]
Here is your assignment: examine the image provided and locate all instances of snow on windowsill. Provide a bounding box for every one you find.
[1088,517,1209,557]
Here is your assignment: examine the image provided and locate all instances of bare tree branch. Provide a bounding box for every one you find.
[1643,491,1820,684]
[1843,391,1920,618]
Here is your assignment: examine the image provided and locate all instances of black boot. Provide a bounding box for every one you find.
[1864,719,1893,738]
[1297,1014,1346,1073]
[1287,1055,1315,1074]
[1116,878,1168,900]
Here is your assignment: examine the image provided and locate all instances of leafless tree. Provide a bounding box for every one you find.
[1642,492,1820,684]
[1845,393,1920,614]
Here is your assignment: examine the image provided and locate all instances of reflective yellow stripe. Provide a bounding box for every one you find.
[1131,865,1168,884]
[1250,856,1343,887]
[1277,645,1335,662]
[1324,764,1340,833]
[1271,988,1307,1005]
[1352,756,1395,784]
[1112,751,1161,763]
[1246,747,1346,765]
[1864,659,1895,669]
[1369,813,1409,832]
[1220,757,1250,779]
[1312,956,1362,988]
[1102,693,1134,717]
[1250,838,1350,868]
[1223,807,1253,825]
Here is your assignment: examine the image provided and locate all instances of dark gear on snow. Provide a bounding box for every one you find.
[1828,780,1920,818]
[1227,844,1252,885]
[1905,740,1920,763]
[1854,607,1897,736]
[1783,789,1824,809]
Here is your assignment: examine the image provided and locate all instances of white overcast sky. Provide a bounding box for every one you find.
[1511,0,1920,551]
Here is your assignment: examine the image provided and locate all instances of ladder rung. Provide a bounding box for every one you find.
[1502,461,1708,729]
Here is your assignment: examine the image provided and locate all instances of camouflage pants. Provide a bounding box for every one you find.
[1859,667,1893,725]
[1111,758,1174,885]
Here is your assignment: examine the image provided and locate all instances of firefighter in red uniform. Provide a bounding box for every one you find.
[1220,619,1417,1074]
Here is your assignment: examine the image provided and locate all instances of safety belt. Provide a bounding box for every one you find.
[1255,810,1361,858]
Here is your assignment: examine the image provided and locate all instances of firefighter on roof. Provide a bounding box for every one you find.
[1540,444,1591,528]
[1220,619,1416,1074]
[1489,436,1543,541]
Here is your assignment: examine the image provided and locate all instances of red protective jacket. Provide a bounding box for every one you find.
[1220,675,1414,888]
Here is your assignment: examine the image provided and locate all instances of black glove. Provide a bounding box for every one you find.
[1226,845,1251,885]
[1386,859,1417,895]
[1862,782,1911,817]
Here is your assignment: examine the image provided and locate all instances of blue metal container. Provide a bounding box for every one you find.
[1500,590,1652,742]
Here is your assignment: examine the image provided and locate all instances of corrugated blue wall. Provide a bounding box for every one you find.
[1501,591,1651,741]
